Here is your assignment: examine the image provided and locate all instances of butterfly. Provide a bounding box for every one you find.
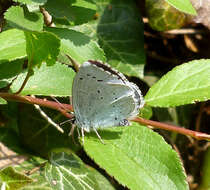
[72,60,144,143]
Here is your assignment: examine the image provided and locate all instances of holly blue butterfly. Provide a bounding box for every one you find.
[72,60,144,142]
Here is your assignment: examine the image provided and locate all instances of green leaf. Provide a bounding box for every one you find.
[45,27,106,64]
[14,156,52,190]
[0,167,33,189]
[84,124,188,190]
[13,0,47,6]
[0,29,26,62]
[165,0,196,15]
[10,62,75,96]
[13,0,47,12]
[0,59,24,88]
[197,147,210,190]
[44,0,96,25]
[0,127,24,154]
[0,101,21,135]
[145,0,187,31]
[0,98,7,104]
[45,151,114,190]
[16,103,80,157]
[4,6,44,31]
[145,59,210,107]
[71,0,145,78]
[139,105,153,119]
[25,31,60,67]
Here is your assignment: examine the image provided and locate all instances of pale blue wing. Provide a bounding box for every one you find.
[72,61,144,131]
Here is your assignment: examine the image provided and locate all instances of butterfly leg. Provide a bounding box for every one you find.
[68,124,79,145]
[77,127,81,138]
[68,124,75,136]
[81,128,85,144]
[93,128,105,144]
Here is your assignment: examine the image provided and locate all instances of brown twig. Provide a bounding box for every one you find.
[66,54,80,72]
[133,117,210,141]
[164,28,205,35]
[1,92,210,141]
[25,162,46,176]
[40,7,53,27]
[0,93,73,119]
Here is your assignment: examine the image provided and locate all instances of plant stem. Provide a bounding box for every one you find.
[0,92,210,141]
[0,92,73,118]
[14,69,32,94]
[133,117,210,141]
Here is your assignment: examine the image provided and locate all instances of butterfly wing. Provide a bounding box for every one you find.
[72,61,144,131]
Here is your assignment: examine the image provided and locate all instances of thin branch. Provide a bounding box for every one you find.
[164,28,205,35]
[0,92,73,119]
[133,117,210,141]
[14,69,32,94]
[1,92,210,141]
[33,103,64,133]
[66,54,80,72]
[39,7,54,27]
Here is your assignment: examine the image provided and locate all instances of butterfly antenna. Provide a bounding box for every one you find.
[60,116,75,126]
[50,96,72,112]
[93,128,105,144]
